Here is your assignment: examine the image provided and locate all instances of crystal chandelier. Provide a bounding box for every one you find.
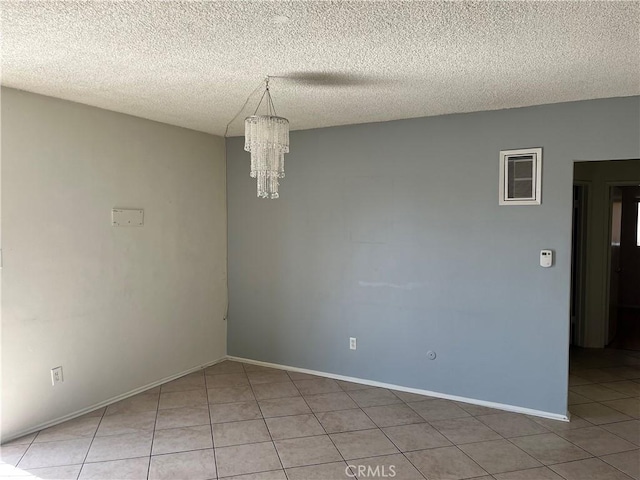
[244,77,289,199]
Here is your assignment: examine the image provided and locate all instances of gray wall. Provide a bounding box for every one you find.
[227,97,640,416]
[2,88,227,440]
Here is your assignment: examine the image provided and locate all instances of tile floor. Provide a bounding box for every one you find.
[1,348,639,480]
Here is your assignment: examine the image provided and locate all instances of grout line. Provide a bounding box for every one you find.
[10,428,40,470]
[353,390,431,480]
[203,369,219,480]
[144,391,160,480]
[242,362,289,480]
[287,374,357,479]
[77,405,109,480]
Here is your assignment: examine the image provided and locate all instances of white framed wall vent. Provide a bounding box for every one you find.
[499,147,542,205]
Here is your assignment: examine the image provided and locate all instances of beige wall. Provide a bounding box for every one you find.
[574,159,640,347]
[1,88,227,441]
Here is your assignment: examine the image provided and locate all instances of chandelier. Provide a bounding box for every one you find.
[244,77,290,199]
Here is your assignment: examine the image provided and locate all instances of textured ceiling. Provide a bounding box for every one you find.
[2,1,639,136]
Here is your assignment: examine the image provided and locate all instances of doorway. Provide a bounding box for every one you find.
[607,184,640,350]
[571,159,640,351]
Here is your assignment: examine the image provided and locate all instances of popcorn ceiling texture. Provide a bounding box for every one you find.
[2,1,639,136]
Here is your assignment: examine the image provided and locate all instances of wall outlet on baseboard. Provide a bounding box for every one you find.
[51,366,63,386]
[349,337,357,350]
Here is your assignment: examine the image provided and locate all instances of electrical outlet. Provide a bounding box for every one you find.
[349,337,357,350]
[51,366,63,386]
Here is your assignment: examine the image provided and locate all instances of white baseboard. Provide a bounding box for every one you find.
[228,355,570,422]
[2,356,227,444]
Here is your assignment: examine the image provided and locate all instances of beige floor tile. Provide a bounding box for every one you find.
[430,417,502,444]
[2,432,37,446]
[528,414,592,432]
[569,375,593,387]
[408,399,471,422]
[216,441,282,477]
[96,411,156,437]
[205,360,245,375]
[604,367,640,380]
[19,464,83,480]
[549,457,634,480]
[265,414,324,440]
[0,463,26,478]
[392,390,436,403]
[572,369,626,383]
[570,403,633,425]
[1,444,29,466]
[24,355,640,480]
[476,412,549,438]
[336,380,371,391]
[34,416,100,443]
[304,392,358,412]
[287,371,321,381]
[293,378,342,395]
[459,439,542,474]
[602,381,640,396]
[259,397,311,418]
[160,372,205,393]
[602,420,640,446]
[382,422,451,452]
[570,385,630,402]
[330,429,399,460]
[558,426,637,456]
[603,398,640,418]
[252,381,300,400]
[158,389,208,409]
[212,419,271,447]
[405,445,488,480]
[220,470,286,480]
[79,457,149,479]
[601,449,640,480]
[510,433,591,465]
[568,391,593,405]
[208,385,256,404]
[78,407,108,419]
[152,425,213,455]
[454,402,504,416]
[348,453,424,480]
[155,405,210,430]
[363,404,425,428]
[149,449,216,480]
[492,466,565,479]
[105,392,159,416]
[220,470,287,480]
[347,388,403,408]
[286,461,352,480]
[242,364,280,373]
[206,372,250,388]
[247,371,291,385]
[274,435,342,467]
[211,401,263,423]
[85,432,152,463]
[18,438,92,469]
[316,408,376,433]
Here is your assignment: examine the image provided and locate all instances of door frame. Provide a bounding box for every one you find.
[603,181,640,344]
[572,181,590,347]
